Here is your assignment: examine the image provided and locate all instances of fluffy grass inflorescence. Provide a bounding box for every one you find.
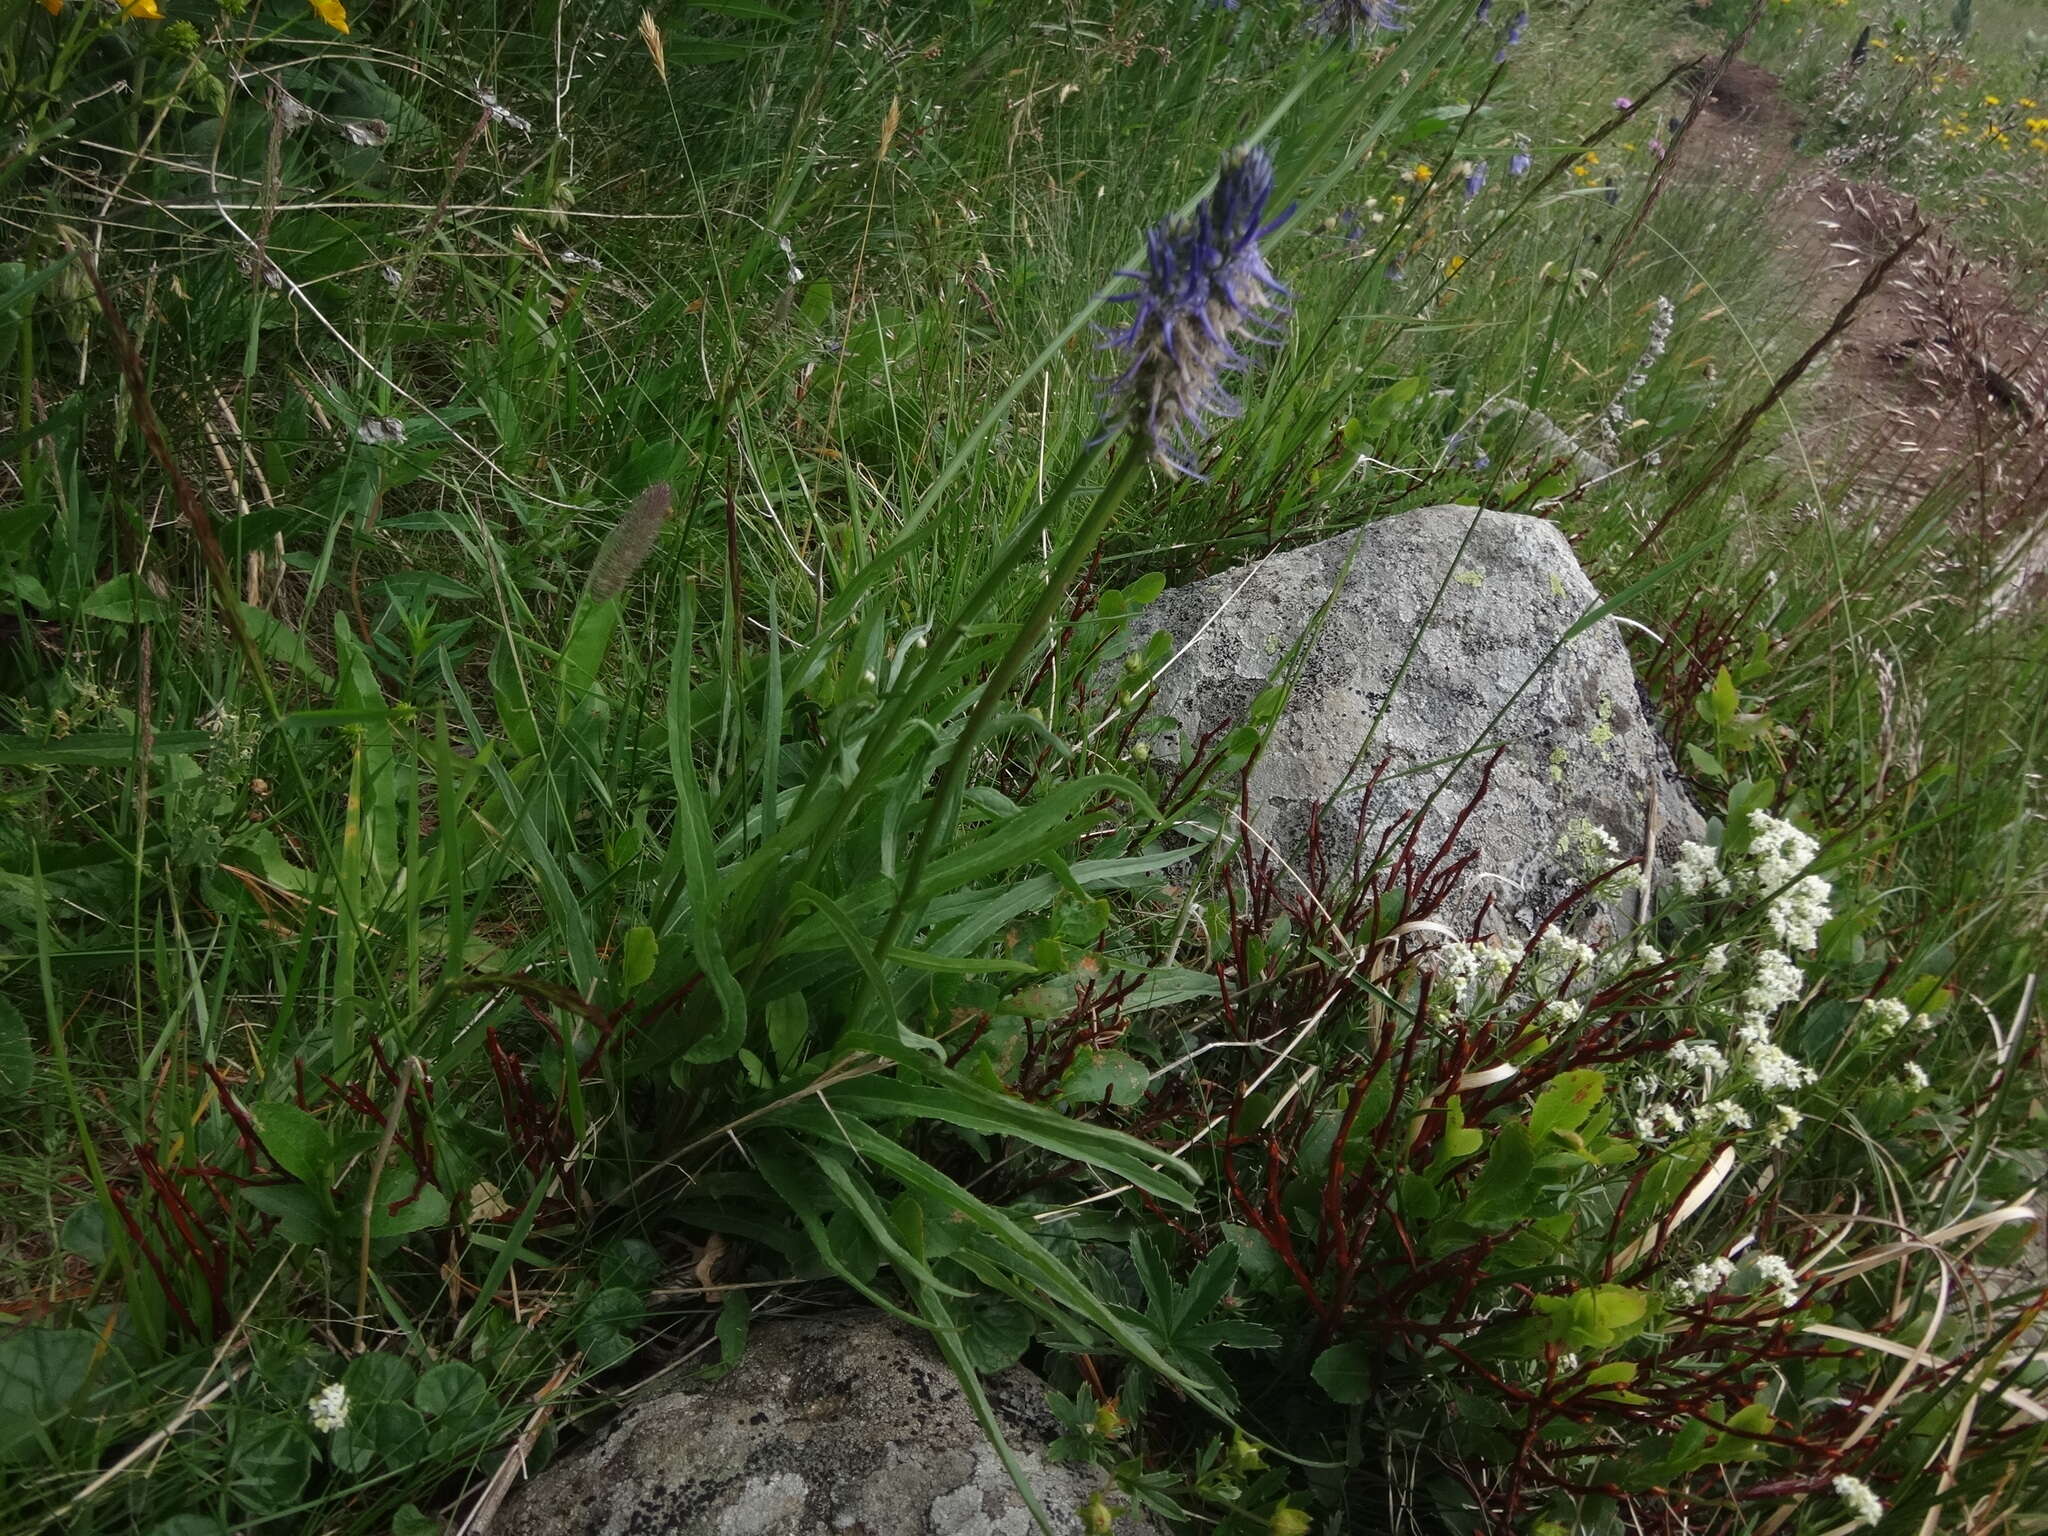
[0,0,2044,1532]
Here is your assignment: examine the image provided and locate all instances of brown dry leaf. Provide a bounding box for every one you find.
[694,1232,729,1302]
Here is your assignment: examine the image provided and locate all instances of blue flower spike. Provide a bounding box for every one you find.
[1100,145,1294,478]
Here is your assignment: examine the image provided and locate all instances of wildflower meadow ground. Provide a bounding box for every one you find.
[0,0,2044,1533]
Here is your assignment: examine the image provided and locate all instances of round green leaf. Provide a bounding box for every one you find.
[1310,1340,1373,1405]
[415,1362,488,1422]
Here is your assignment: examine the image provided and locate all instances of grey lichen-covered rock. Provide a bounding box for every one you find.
[1121,504,1703,935]
[495,1312,1153,1536]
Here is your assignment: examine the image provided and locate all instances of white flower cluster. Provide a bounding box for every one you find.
[308,1382,350,1433]
[1696,1099,1752,1132]
[1555,817,1641,889]
[1742,949,1805,1024]
[1668,1255,1735,1303]
[1764,1103,1802,1147]
[1735,1023,1817,1094]
[1427,937,1523,1015]
[1745,810,1819,892]
[1671,840,1730,898]
[1667,1039,1727,1077]
[1898,1061,1930,1091]
[1860,997,1934,1042]
[1530,929,1597,988]
[1765,873,1833,952]
[1833,1474,1884,1527]
[1747,1252,1801,1310]
[1632,1102,1687,1140]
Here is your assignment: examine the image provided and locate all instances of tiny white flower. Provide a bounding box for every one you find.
[1539,999,1584,1027]
[1668,1038,1727,1077]
[1747,1253,1801,1309]
[1700,942,1730,977]
[1766,874,1833,952]
[1531,930,1597,988]
[308,1382,350,1433]
[1633,1102,1688,1140]
[1765,1103,1802,1147]
[1743,1040,1816,1095]
[1860,998,1912,1040]
[1697,1099,1752,1132]
[1745,809,1820,891]
[1898,1061,1929,1091]
[1671,841,1730,898]
[1832,1473,1883,1527]
[1670,1255,1736,1303]
[1742,950,1805,1023]
[1555,817,1640,888]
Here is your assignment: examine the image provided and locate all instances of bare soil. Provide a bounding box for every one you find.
[1677,56,2048,572]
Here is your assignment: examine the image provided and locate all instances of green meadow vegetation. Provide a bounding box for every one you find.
[1,0,2044,1531]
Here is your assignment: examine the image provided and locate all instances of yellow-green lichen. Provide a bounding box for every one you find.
[1588,694,1616,756]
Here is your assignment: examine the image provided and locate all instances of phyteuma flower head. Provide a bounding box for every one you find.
[1308,0,1408,45]
[1100,146,1293,478]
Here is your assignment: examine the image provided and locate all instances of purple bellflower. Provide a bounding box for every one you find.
[1464,159,1489,198]
[1509,148,1532,176]
[1494,7,1527,60]
[1100,146,1294,478]
[1309,0,1408,44]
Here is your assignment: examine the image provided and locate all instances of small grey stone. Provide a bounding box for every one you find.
[495,1313,1151,1536]
[1117,504,1704,936]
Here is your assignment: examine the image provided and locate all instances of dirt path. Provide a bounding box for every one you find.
[1678,57,2048,585]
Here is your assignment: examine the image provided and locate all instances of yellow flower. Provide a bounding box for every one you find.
[39,0,61,12]
[1571,164,1590,178]
[2022,98,2038,108]
[310,0,349,32]
[118,0,164,16]
[1446,255,1466,277]
[1411,163,1433,183]
[1984,95,2002,107]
